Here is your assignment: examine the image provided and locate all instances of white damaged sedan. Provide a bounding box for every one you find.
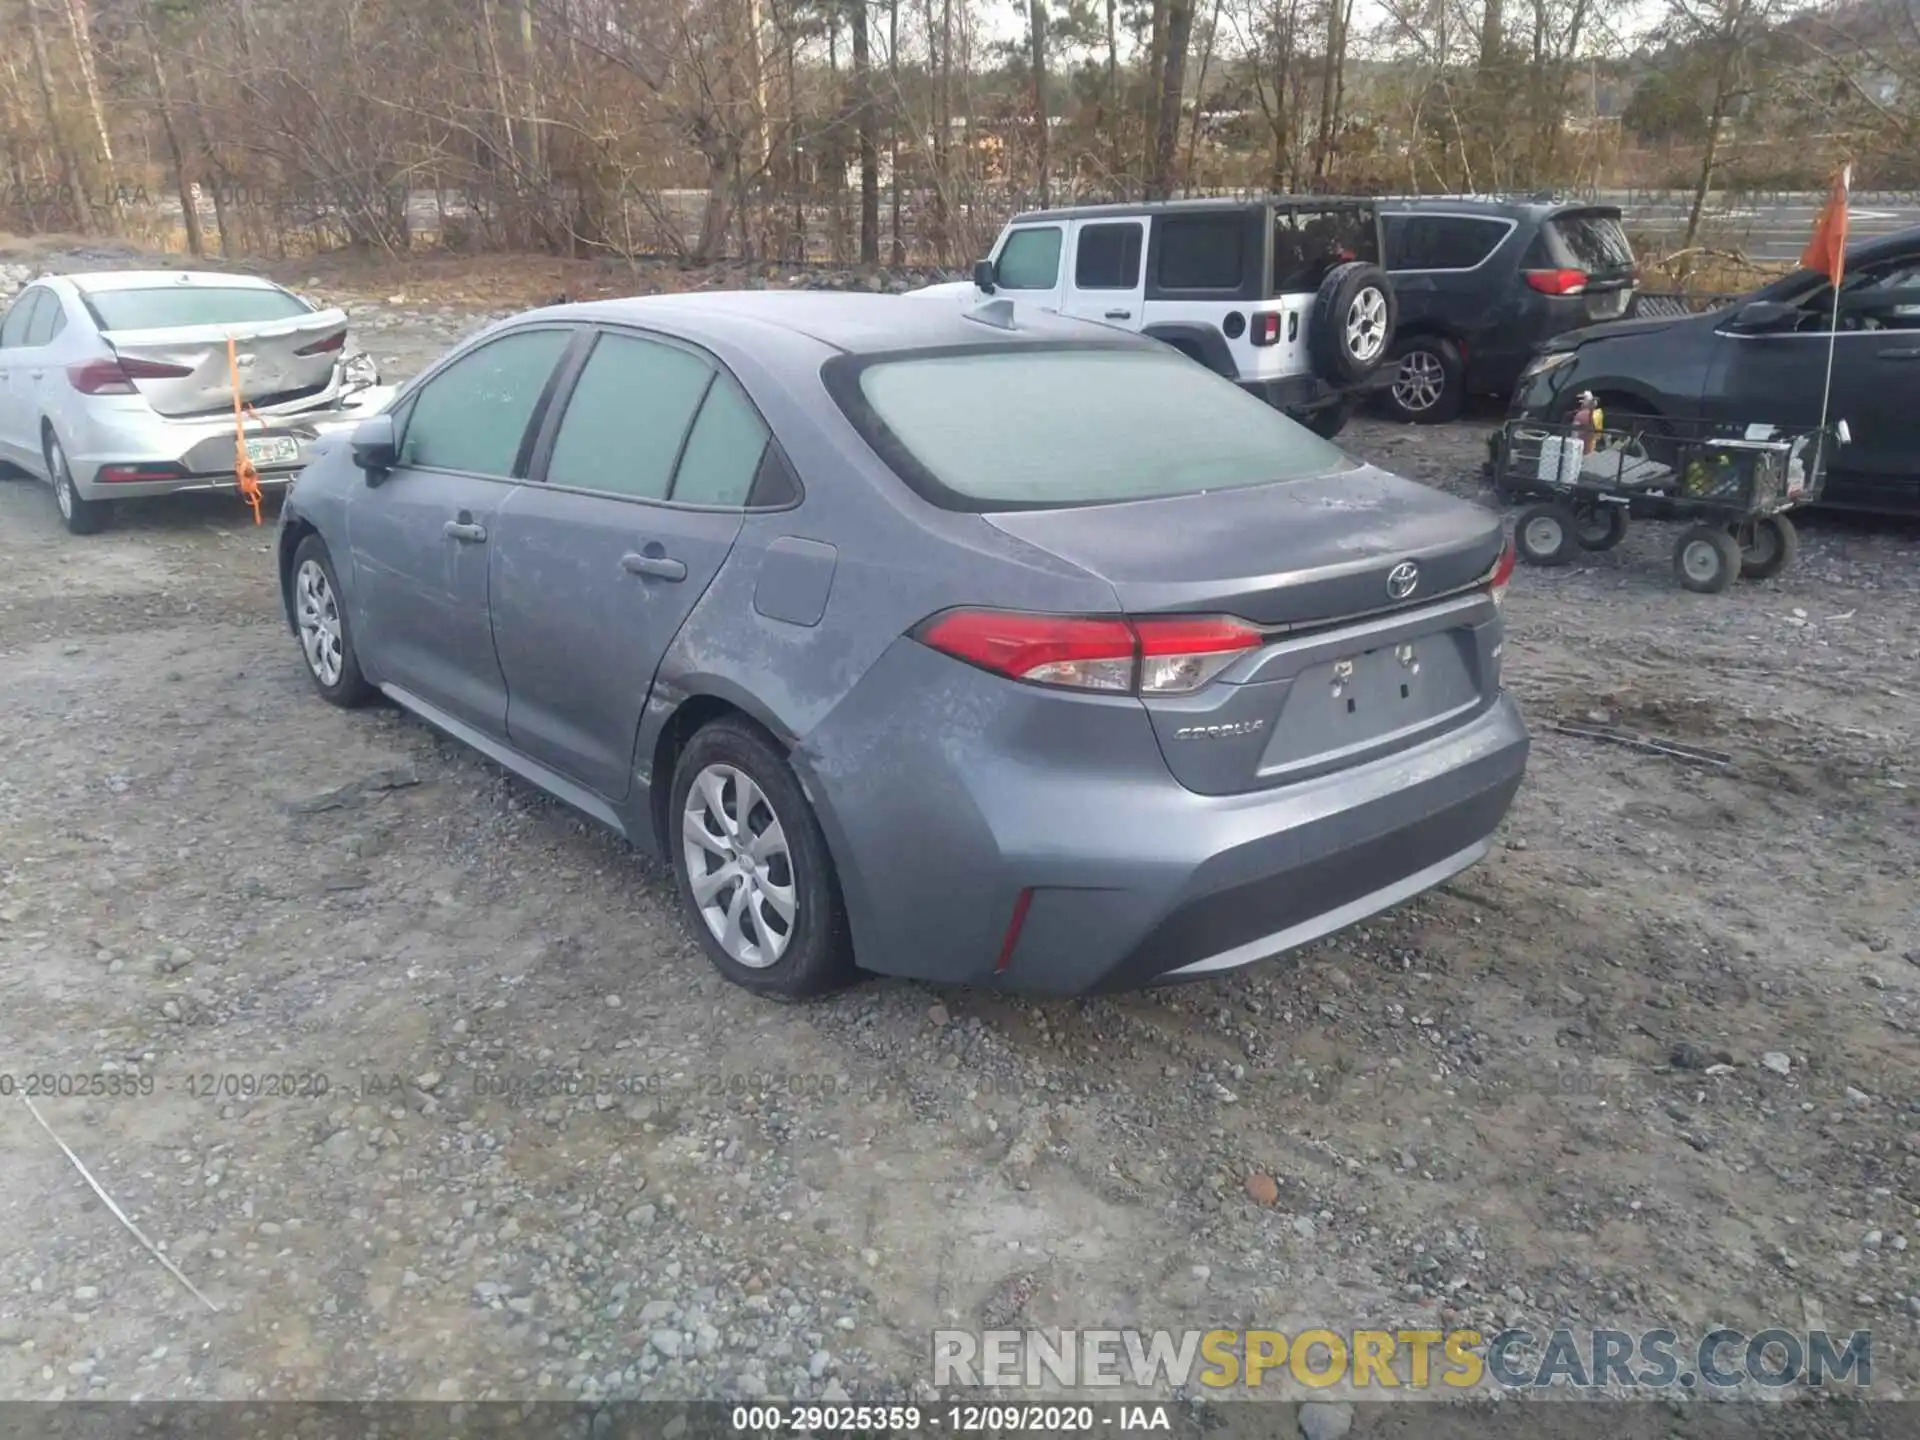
[0,270,394,534]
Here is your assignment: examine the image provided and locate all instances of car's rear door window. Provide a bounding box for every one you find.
[1384,215,1510,272]
[995,227,1064,289]
[1155,216,1246,290]
[1073,223,1145,289]
[545,332,713,500]
[1547,212,1635,272]
[0,289,45,348]
[85,287,311,330]
[672,370,772,506]
[399,328,573,477]
[840,345,1351,510]
[24,294,64,346]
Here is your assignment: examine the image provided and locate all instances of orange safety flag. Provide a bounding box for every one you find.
[226,335,265,525]
[1800,162,1851,287]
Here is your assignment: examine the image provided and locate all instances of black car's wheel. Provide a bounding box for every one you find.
[1514,501,1579,567]
[670,716,856,999]
[290,534,376,707]
[1673,525,1741,594]
[1574,503,1629,551]
[1309,262,1397,386]
[1300,400,1354,440]
[1735,514,1799,580]
[44,428,108,535]
[1383,336,1465,424]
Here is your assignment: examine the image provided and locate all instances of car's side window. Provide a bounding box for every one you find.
[1073,223,1144,290]
[544,332,713,500]
[0,289,44,349]
[672,370,771,506]
[1384,215,1508,272]
[995,227,1064,290]
[1156,216,1245,290]
[399,328,573,477]
[1847,259,1920,330]
[24,293,64,347]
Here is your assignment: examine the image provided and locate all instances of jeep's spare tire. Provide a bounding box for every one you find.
[1309,261,1396,385]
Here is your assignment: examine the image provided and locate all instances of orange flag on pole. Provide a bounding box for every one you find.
[1800,163,1851,286]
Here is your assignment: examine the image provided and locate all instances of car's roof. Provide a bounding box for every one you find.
[1006,195,1376,225]
[1847,224,1920,267]
[62,270,286,295]
[1374,195,1621,221]
[527,290,1147,356]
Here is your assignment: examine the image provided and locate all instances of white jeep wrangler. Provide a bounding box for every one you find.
[908,197,1398,438]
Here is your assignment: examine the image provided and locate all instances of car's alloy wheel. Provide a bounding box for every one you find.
[681,763,798,970]
[295,557,346,688]
[1346,286,1390,366]
[45,432,106,535]
[1391,349,1446,413]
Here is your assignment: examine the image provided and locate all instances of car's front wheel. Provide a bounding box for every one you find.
[1383,337,1465,424]
[44,429,108,535]
[290,534,375,707]
[670,717,855,998]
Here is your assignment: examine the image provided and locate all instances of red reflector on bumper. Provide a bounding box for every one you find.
[97,464,186,484]
[995,888,1035,973]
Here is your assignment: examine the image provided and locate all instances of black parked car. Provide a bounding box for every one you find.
[1379,197,1639,423]
[1509,226,1920,517]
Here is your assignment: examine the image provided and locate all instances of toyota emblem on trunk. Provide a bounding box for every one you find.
[1387,561,1419,600]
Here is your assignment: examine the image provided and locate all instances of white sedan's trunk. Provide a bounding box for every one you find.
[102,308,348,417]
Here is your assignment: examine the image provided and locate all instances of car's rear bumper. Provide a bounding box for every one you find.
[62,384,394,500]
[1240,364,1394,414]
[797,639,1528,996]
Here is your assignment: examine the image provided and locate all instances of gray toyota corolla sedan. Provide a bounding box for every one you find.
[278,291,1527,997]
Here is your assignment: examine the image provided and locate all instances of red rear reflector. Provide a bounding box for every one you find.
[995,888,1034,973]
[295,329,348,356]
[68,357,194,394]
[914,609,1262,695]
[1524,268,1588,296]
[1486,538,1516,603]
[1250,312,1282,346]
[97,463,186,484]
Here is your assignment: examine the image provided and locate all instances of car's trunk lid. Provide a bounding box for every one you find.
[1546,207,1638,323]
[983,467,1507,794]
[102,310,347,418]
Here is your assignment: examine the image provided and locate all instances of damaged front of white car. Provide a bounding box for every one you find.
[0,269,397,534]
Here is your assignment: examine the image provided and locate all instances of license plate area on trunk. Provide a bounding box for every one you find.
[245,436,300,467]
[1257,634,1481,782]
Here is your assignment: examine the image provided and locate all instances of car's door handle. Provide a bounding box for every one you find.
[1882,347,1920,360]
[622,551,687,582]
[1104,309,1132,320]
[443,520,488,543]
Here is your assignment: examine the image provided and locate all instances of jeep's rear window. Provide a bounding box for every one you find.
[1548,212,1634,271]
[839,346,1352,509]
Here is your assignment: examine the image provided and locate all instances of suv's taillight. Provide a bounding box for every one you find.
[1249,311,1282,346]
[1524,268,1588,296]
[1485,537,1516,605]
[915,609,1262,695]
[67,357,194,394]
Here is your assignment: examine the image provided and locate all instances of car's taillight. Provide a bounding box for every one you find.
[1485,537,1516,605]
[1524,268,1588,296]
[1249,312,1282,347]
[67,357,193,394]
[914,609,1262,695]
[295,329,348,356]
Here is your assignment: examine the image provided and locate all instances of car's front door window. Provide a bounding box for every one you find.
[995,227,1064,290]
[399,328,573,476]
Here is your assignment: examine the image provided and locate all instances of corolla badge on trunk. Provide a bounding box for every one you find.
[1387,560,1420,600]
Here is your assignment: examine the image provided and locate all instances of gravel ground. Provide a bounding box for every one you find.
[0,250,1916,1421]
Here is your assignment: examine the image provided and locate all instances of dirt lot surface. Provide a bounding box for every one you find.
[0,251,1916,1426]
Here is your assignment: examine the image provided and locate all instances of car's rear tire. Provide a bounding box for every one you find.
[669,717,855,999]
[44,429,108,536]
[1383,336,1465,424]
[290,534,376,707]
[1673,525,1741,594]
[1309,262,1397,386]
[1515,501,1579,567]
[1735,514,1798,580]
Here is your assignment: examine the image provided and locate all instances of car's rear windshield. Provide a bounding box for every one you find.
[1548,212,1635,272]
[835,346,1353,510]
[87,287,311,331]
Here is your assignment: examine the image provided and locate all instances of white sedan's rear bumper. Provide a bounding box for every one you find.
[62,382,396,501]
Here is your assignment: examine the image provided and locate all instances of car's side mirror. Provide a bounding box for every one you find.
[1728,300,1800,334]
[350,414,398,479]
[972,259,998,295]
